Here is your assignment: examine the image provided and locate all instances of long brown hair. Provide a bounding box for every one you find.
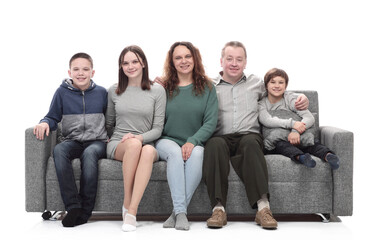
[116,45,152,95]
[163,41,212,98]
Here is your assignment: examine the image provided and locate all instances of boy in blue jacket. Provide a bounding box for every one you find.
[33,53,108,227]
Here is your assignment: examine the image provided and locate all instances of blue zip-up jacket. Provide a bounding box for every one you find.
[40,79,108,142]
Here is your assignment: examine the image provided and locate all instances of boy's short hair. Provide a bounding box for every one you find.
[69,52,93,68]
[221,41,247,59]
[264,68,289,88]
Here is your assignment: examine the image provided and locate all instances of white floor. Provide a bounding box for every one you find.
[5,210,376,240]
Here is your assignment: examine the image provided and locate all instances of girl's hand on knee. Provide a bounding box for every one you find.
[135,135,143,143]
[121,133,135,143]
[121,133,143,143]
[181,142,195,161]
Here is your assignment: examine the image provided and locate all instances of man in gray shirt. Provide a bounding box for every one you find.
[202,41,309,229]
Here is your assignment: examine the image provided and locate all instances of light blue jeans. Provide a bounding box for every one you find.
[155,138,204,215]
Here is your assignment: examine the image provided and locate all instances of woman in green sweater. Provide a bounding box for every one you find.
[155,42,218,230]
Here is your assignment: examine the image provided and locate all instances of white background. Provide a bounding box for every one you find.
[0,0,381,239]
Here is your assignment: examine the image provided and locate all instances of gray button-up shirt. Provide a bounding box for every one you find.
[213,73,266,136]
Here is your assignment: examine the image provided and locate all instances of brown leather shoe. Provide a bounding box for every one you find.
[207,209,227,228]
[255,208,278,229]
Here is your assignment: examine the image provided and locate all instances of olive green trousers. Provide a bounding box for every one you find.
[202,133,269,209]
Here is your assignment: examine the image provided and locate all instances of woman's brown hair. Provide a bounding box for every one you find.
[163,41,212,98]
[116,45,152,95]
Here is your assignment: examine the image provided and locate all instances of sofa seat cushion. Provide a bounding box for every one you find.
[46,157,168,181]
[46,154,332,183]
[266,154,332,183]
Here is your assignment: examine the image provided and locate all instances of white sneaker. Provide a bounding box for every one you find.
[122,212,137,232]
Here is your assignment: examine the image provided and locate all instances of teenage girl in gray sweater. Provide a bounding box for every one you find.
[105,45,166,232]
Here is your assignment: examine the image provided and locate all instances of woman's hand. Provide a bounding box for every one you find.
[154,76,165,87]
[293,121,306,134]
[181,142,195,161]
[288,132,301,145]
[33,122,50,140]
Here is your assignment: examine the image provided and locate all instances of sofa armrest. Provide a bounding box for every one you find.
[320,126,354,216]
[25,127,56,212]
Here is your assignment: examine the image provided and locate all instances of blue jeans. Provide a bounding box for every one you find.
[53,140,106,219]
[155,139,204,215]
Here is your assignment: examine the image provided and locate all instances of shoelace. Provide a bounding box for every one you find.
[211,210,224,219]
[261,210,275,222]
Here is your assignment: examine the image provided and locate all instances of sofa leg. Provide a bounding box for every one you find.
[315,213,330,223]
[42,211,52,220]
[42,211,65,221]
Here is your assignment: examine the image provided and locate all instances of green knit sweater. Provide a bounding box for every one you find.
[161,83,218,146]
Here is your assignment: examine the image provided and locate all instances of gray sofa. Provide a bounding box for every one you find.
[25,91,353,221]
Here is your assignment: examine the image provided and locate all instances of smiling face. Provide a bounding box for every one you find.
[172,45,194,77]
[121,51,144,81]
[68,58,94,91]
[220,46,247,83]
[267,76,287,99]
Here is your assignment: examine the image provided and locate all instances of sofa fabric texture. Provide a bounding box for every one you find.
[25,91,353,217]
